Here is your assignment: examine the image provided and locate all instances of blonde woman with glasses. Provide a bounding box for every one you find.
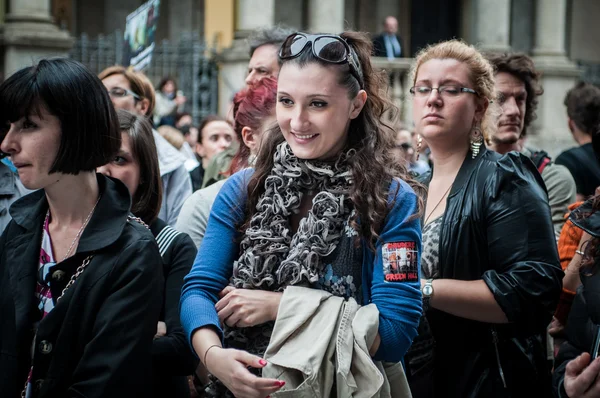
[404,40,563,398]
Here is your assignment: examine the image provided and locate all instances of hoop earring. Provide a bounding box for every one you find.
[470,124,483,159]
[416,134,423,161]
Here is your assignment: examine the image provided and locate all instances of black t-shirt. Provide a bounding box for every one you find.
[556,143,600,197]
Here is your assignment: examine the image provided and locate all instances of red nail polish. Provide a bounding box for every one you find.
[277,381,286,387]
[259,359,267,366]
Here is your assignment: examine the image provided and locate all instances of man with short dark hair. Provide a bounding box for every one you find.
[556,82,600,200]
[245,25,294,87]
[486,52,576,238]
[200,26,293,188]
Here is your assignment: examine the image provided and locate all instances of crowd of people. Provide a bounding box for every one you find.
[1,20,600,398]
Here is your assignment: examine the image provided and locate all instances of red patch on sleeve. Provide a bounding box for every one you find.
[382,241,419,282]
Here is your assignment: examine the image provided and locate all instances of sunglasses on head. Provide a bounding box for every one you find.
[279,32,364,88]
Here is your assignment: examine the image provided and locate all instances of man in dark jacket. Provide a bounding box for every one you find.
[372,16,403,59]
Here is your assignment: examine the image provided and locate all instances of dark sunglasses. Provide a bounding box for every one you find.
[279,33,364,88]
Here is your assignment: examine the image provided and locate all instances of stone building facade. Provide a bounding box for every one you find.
[0,0,599,155]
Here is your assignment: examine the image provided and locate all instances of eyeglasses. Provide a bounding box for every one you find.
[409,85,479,98]
[279,32,364,88]
[395,143,412,151]
[107,87,141,100]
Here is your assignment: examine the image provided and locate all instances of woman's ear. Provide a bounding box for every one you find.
[349,90,368,120]
[241,126,257,153]
[136,98,151,116]
[474,97,489,120]
[195,142,205,158]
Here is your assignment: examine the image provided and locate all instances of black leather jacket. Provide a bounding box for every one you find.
[553,199,600,397]
[422,148,563,397]
[0,175,164,397]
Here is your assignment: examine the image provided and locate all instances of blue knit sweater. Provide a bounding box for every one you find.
[180,169,423,362]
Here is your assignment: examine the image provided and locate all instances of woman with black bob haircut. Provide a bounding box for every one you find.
[0,58,163,398]
[181,31,423,397]
[98,109,198,398]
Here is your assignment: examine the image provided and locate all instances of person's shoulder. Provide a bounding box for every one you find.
[387,178,421,213]
[555,146,580,164]
[153,219,195,254]
[225,168,254,189]
[570,197,600,238]
[479,149,533,175]
[210,169,254,209]
[481,151,548,199]
[122,216,158,244]
[152,129,186,173]
[389,177,416,198]
[543,162,574,179]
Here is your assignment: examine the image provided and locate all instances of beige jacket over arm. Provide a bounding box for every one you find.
[263,286,411,398]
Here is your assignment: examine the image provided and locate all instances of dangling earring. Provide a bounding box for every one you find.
[416,134,423,161]
[470,124,483,159]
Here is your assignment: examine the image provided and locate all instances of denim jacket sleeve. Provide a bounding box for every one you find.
[481,153,563,334]
[370,179,423,362]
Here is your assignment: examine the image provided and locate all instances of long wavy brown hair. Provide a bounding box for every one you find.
[244,31,423,250]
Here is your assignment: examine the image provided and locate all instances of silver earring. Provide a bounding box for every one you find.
[470,125,483,159]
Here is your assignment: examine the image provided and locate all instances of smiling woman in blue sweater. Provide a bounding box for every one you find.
[180,31,423,398]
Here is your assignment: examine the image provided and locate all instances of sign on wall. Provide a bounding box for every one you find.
[123,0,160,70]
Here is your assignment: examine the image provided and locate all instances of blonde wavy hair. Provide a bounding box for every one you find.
[409,39,500,142]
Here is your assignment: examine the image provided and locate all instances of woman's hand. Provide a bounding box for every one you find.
[216,288,282,328]
[564,353,600,397]
[549,317,565,337]
[205,347,285,398]
[154,321,167,339]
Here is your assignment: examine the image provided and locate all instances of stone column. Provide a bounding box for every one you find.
[1,0,73,78]
[532,0,570,63]
[236,0,275,38]
[472,0,511,51]
[217,0,275,116]
[526,0,580,157]
[308,0,345,33]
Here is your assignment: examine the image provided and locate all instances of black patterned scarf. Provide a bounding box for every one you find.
[231,141,355,290]
[224,141,355,356]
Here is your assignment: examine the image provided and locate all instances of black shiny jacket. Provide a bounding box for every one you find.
[553,199,600,397]
[0,175,164,398]
[422,148,563,398]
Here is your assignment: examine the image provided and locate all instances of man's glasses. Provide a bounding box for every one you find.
[409,85,479,98]
[107,87,141,100]
[279,32,364,88]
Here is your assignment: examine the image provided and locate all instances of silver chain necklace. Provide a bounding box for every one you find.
[46,194,102,263]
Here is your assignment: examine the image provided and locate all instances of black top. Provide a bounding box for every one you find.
[149,218,198,398]
[189,163,204,192]
[418,148,563,397]
[0,174,163,398]
[555,143,600,197]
